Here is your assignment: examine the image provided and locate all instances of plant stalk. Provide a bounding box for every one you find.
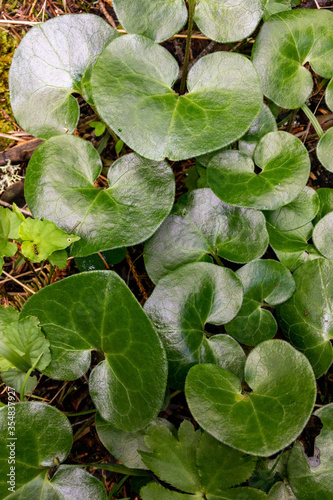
[301,104,324,138]
[20,353,43,401]
[179,0,196,95]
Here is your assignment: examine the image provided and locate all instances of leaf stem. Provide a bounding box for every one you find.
[0,342,31,372]
[301,104,324,138]
[20,353,43,401]
[213,252,224,267]
[64,463,150,477]
[179,0,196,95]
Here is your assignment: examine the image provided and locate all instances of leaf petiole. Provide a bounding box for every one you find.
[179,0,196,95]
[301,104,324,139]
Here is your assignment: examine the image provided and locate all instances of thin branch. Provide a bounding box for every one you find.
[1,271,35,294]
[0,200,32,218]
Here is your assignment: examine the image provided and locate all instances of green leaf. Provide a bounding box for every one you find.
[140,420,202,494]
[207,132,310,210]
[112,0,188,43]
[264,187,319,231]
[90,35,263,161]
[268,482,297,499]
[263,0,292,21]
[276,259,333,378]
[21,271,167,431]
[19,218,80,263]
[0,305,19,328]
[0,206,22,258]
[225,260,295,346]
[4,466,107,500]
[25,135,175,257]
[0,402,72,498]
[141,483,199,500]
[95,414,175,469]
[0,312,51,373]
[194,0,267,43]
[317,127,333,172]
[144,262,245,389]
[115,139,124,155]
[144,189,269,284]
[75,248,127,272]
[287,403,333,500]
[1,368,37,395]
[48,249,69,269]
[252,10,333,109]
[313,211,333,259]
[239,104,277,158]
[314,187,333,223]
[197,432,257,493]
[206,488,269,500]
[9,14,119,139]
[326,78,333,111]
[185,340,316,456]
[89,121,106,137]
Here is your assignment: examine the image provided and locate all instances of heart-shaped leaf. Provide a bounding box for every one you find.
[0,402,72,498]
[25,135,175,257]
[90,35,263,161]
[317,127,333,173]
[264,187,319,232]
[313,212,333,259]
[144,262,244,389]
[144,189,269,284]
[21,271,167,430]
[207,132,310,210]
[238,104,277,158]
[276,259,333,378]
[9,14,119,139]
[194,0,267,43]
[287,403,333,500]
[225,260,295,346]
[185,340,316,456]
[112,0,188,42]
[95,415,175,469]
[252,10,333,109]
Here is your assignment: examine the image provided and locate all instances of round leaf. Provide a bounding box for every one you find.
[252,10,333,108]
[317,127,333,172]
[276,259,333,378]
[287,403,333,500]
[25,135,175,257]
[91,35,263,161]
[185,340,316,456]
[0,402,72,498]
[264,187,319,231]
[225,260,295,346]
[207,132,310,210]
[194,0,267,43]
[9,14,119,139]
[239,104,277,158]
[144,189,269,283]
[112,0,188,43]
[144,262,244,389]
[313,211,333,259]
[21,271,167,431]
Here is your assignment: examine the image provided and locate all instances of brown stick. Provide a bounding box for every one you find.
[0,139,43,166]
[98,0,117,29]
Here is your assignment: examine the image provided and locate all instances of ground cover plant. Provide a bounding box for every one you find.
[0,0,333,498]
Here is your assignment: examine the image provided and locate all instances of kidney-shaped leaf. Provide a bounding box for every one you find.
[0,402,72,498]
[252,10,333,109]
[91,35,263,161]
[238,103,277,159]
[144,262,245,389]
[225,260,295,346]
[21,271,167,431]
[25,135,175,257]
[194,0,267,43]
[287,403,333,500]
[112,0,187,42]
[276,259,333,378]
[144,189,269,283]
[207,132,310,210]
[9,14,119,139]
[185,340,316,456]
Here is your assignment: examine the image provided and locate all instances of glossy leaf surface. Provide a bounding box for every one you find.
[112,0,187,42]
[186,340,316,456]
[9,14,119,138]
[91,35,263,161]
[208,132,310,210]
[313,212,333,259]
[144,189,269,283]
[238,104,277,158]
[252,10,333,108]
[0,402,72,498]
[144,262,244,388]
[225,260,295,346]
[25,135,175,257]
[277,259,333,378]
[317,128,333,172]
[194,0,267,43]
[21,271,167,430]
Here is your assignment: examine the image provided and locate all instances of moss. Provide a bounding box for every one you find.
[0,30,19,148]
